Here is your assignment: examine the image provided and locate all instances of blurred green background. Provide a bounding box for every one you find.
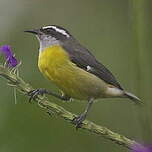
[0,0,151,152]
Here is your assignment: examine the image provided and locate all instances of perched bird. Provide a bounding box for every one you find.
[25,25,140,128]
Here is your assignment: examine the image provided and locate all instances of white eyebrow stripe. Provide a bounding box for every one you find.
[42,26,70,38]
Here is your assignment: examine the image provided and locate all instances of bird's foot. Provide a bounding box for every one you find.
[46,108,54,116]
[28,88,47,102]
[61,95,72,102]
[72,113,86,129]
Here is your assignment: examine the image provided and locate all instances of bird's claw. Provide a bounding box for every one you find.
[28,88,47,102]
[72,114,86,129]
[46,109,54,116]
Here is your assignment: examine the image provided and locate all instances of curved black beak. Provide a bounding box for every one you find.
[24,29,40,34]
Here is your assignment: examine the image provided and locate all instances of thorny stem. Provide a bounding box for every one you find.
[0,65,147,152]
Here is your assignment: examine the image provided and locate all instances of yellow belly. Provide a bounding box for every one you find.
[38,45,107,100]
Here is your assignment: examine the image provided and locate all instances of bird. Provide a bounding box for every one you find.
[25,25,141,128]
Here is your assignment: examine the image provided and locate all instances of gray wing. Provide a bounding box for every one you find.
[62,39,123,90]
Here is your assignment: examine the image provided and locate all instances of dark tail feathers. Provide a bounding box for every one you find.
[124,91,142,104]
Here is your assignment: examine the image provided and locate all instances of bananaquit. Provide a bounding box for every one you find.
[25,25,141,128]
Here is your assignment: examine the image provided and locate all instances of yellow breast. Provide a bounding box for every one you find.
[38,45,70,80]
[38,45,107,100]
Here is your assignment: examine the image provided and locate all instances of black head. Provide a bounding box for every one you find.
[25,25,73,50]
[25,25,71,41]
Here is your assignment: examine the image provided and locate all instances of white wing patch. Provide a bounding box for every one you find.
[87,65,91,71]
[42,26,70,38]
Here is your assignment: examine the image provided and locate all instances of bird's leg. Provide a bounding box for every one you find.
[28,88,70,102]
[72,98,94,129]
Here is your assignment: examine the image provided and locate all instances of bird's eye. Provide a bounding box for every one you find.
[40,28,51,33]
[45,28,51,32]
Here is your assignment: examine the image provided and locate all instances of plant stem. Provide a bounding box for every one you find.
[0,65,147,152]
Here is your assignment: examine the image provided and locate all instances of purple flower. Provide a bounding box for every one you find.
[0,45,18,67]
[131,144,152,152]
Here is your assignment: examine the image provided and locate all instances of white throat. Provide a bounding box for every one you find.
[36,35,60,52]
